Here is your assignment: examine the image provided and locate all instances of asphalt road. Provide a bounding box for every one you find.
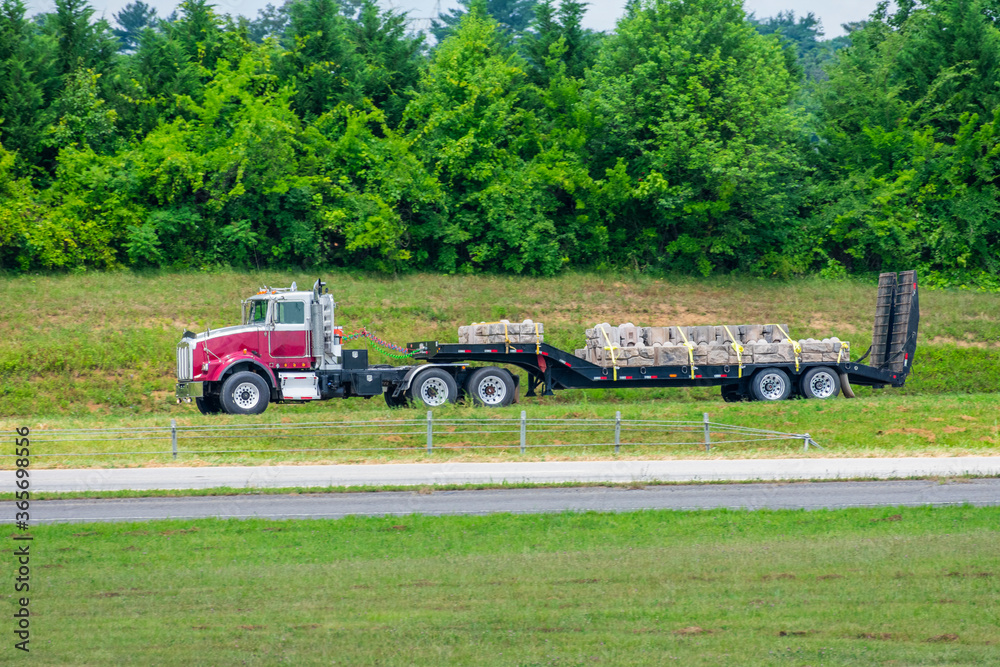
[9,479,1000,524]
[9,456,1000,492]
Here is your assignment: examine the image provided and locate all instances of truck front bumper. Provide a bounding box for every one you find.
[176,382,204,402]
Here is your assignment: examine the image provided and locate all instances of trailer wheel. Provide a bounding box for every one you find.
[751,368,792,401]
[466,367,515,407]
[195,395,222,415]
[220,371,270,415]
[409,369,458,408]
[800,366,841,399]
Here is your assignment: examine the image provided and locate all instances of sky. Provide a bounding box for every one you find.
[25,0,883,39]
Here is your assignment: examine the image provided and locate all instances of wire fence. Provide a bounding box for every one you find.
[10,413,823,461]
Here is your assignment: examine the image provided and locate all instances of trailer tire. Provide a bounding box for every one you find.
[220,371,270,415]
[721,385,744,402]
[800,366,841,399]
[750,368,792,401]
[466,367,515,407]
[195,395,222,415]
[409,369,458,408]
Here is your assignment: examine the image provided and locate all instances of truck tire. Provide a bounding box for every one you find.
[409,369,458,408]
[195,395,222,415]
[220,371,270,415]
[751,368,792,401]
[384,391,410,409]
[466,367,515,407]
[800,366,841,399]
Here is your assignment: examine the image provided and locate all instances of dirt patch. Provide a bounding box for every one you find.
[882,429,936,442]
[674,626,712,636]
[398,580,436,588]
[238,625,266,631]
[816,574,844,580]
[925,634,959,642]
[159,527,199,536]
[294,624,321,630]
[942,426,967,434]
[96,592,121,598]
[857,632,894,640]
[761,573,797,581]
[871,514,903,523]
[778,630,813,637]
[72,531,99,537]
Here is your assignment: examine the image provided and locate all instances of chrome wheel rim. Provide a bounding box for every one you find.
[758,373,786,400]
[419,377,449,406]
[476,376,507,405]
[232,382,260,410]
[809,372,836,398]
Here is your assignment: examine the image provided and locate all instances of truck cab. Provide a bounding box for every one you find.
[176,280,343,414]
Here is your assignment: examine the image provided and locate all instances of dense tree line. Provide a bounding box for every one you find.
[0,0,997,285]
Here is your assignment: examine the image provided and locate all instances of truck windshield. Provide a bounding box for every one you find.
[245,299,269,325]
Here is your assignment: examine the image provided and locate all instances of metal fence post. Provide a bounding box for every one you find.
[614,411,621,454]
[170,419,178,459]
[426,411,433,454]
[804,433,811,451]
[703,413,711,452]
[520,411,526,454]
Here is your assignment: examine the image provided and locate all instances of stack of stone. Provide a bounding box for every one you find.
[458,320,544,345]
[570,322,850,369]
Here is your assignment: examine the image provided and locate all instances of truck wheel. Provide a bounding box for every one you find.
[409,369,458,408]
[384,391,410,409]
[751,368,792,401]
[195,395,222,415]
[800,366,841,399]
[467,367,515,407]
[220,371,270,415]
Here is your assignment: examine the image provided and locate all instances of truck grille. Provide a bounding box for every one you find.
[177,343,194,381]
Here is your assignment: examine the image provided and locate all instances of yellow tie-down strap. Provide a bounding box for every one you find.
[598,325,619,381]
[475,321,513,352]
[722,325,744,378]
[535,322,541,355]
[837,341,849,364]
[771,323,800,373]
[675,327,696,379]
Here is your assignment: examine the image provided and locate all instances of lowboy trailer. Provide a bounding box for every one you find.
[176,271,918,415]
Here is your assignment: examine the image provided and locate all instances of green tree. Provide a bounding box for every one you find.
[586,0,809,275]
[112,1,157,52]
[814,0,1000,280]
[431,0,538,42]
[405,2,597,274]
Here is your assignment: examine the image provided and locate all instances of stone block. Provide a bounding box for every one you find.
[619,323,639,347]
[707,346,730,365]
[656,346,692,366]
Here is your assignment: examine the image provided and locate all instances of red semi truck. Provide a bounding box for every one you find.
[176,273,919,415]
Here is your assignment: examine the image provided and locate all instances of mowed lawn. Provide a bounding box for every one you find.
[23,506,1000,665]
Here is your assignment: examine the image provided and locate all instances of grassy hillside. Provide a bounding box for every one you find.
[1,269,998,418]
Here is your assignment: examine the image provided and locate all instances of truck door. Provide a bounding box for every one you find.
[267,298,312,367]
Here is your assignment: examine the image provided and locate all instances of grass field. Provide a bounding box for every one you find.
[1,269,998,419]
[21,506,1000,665]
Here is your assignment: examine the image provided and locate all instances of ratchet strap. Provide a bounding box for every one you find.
[837,341,849,363]
[675,327,696,379]
[598,325,619,381]
[722,325,744,378]
[535,322,541,355]
[771,324,801,372]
